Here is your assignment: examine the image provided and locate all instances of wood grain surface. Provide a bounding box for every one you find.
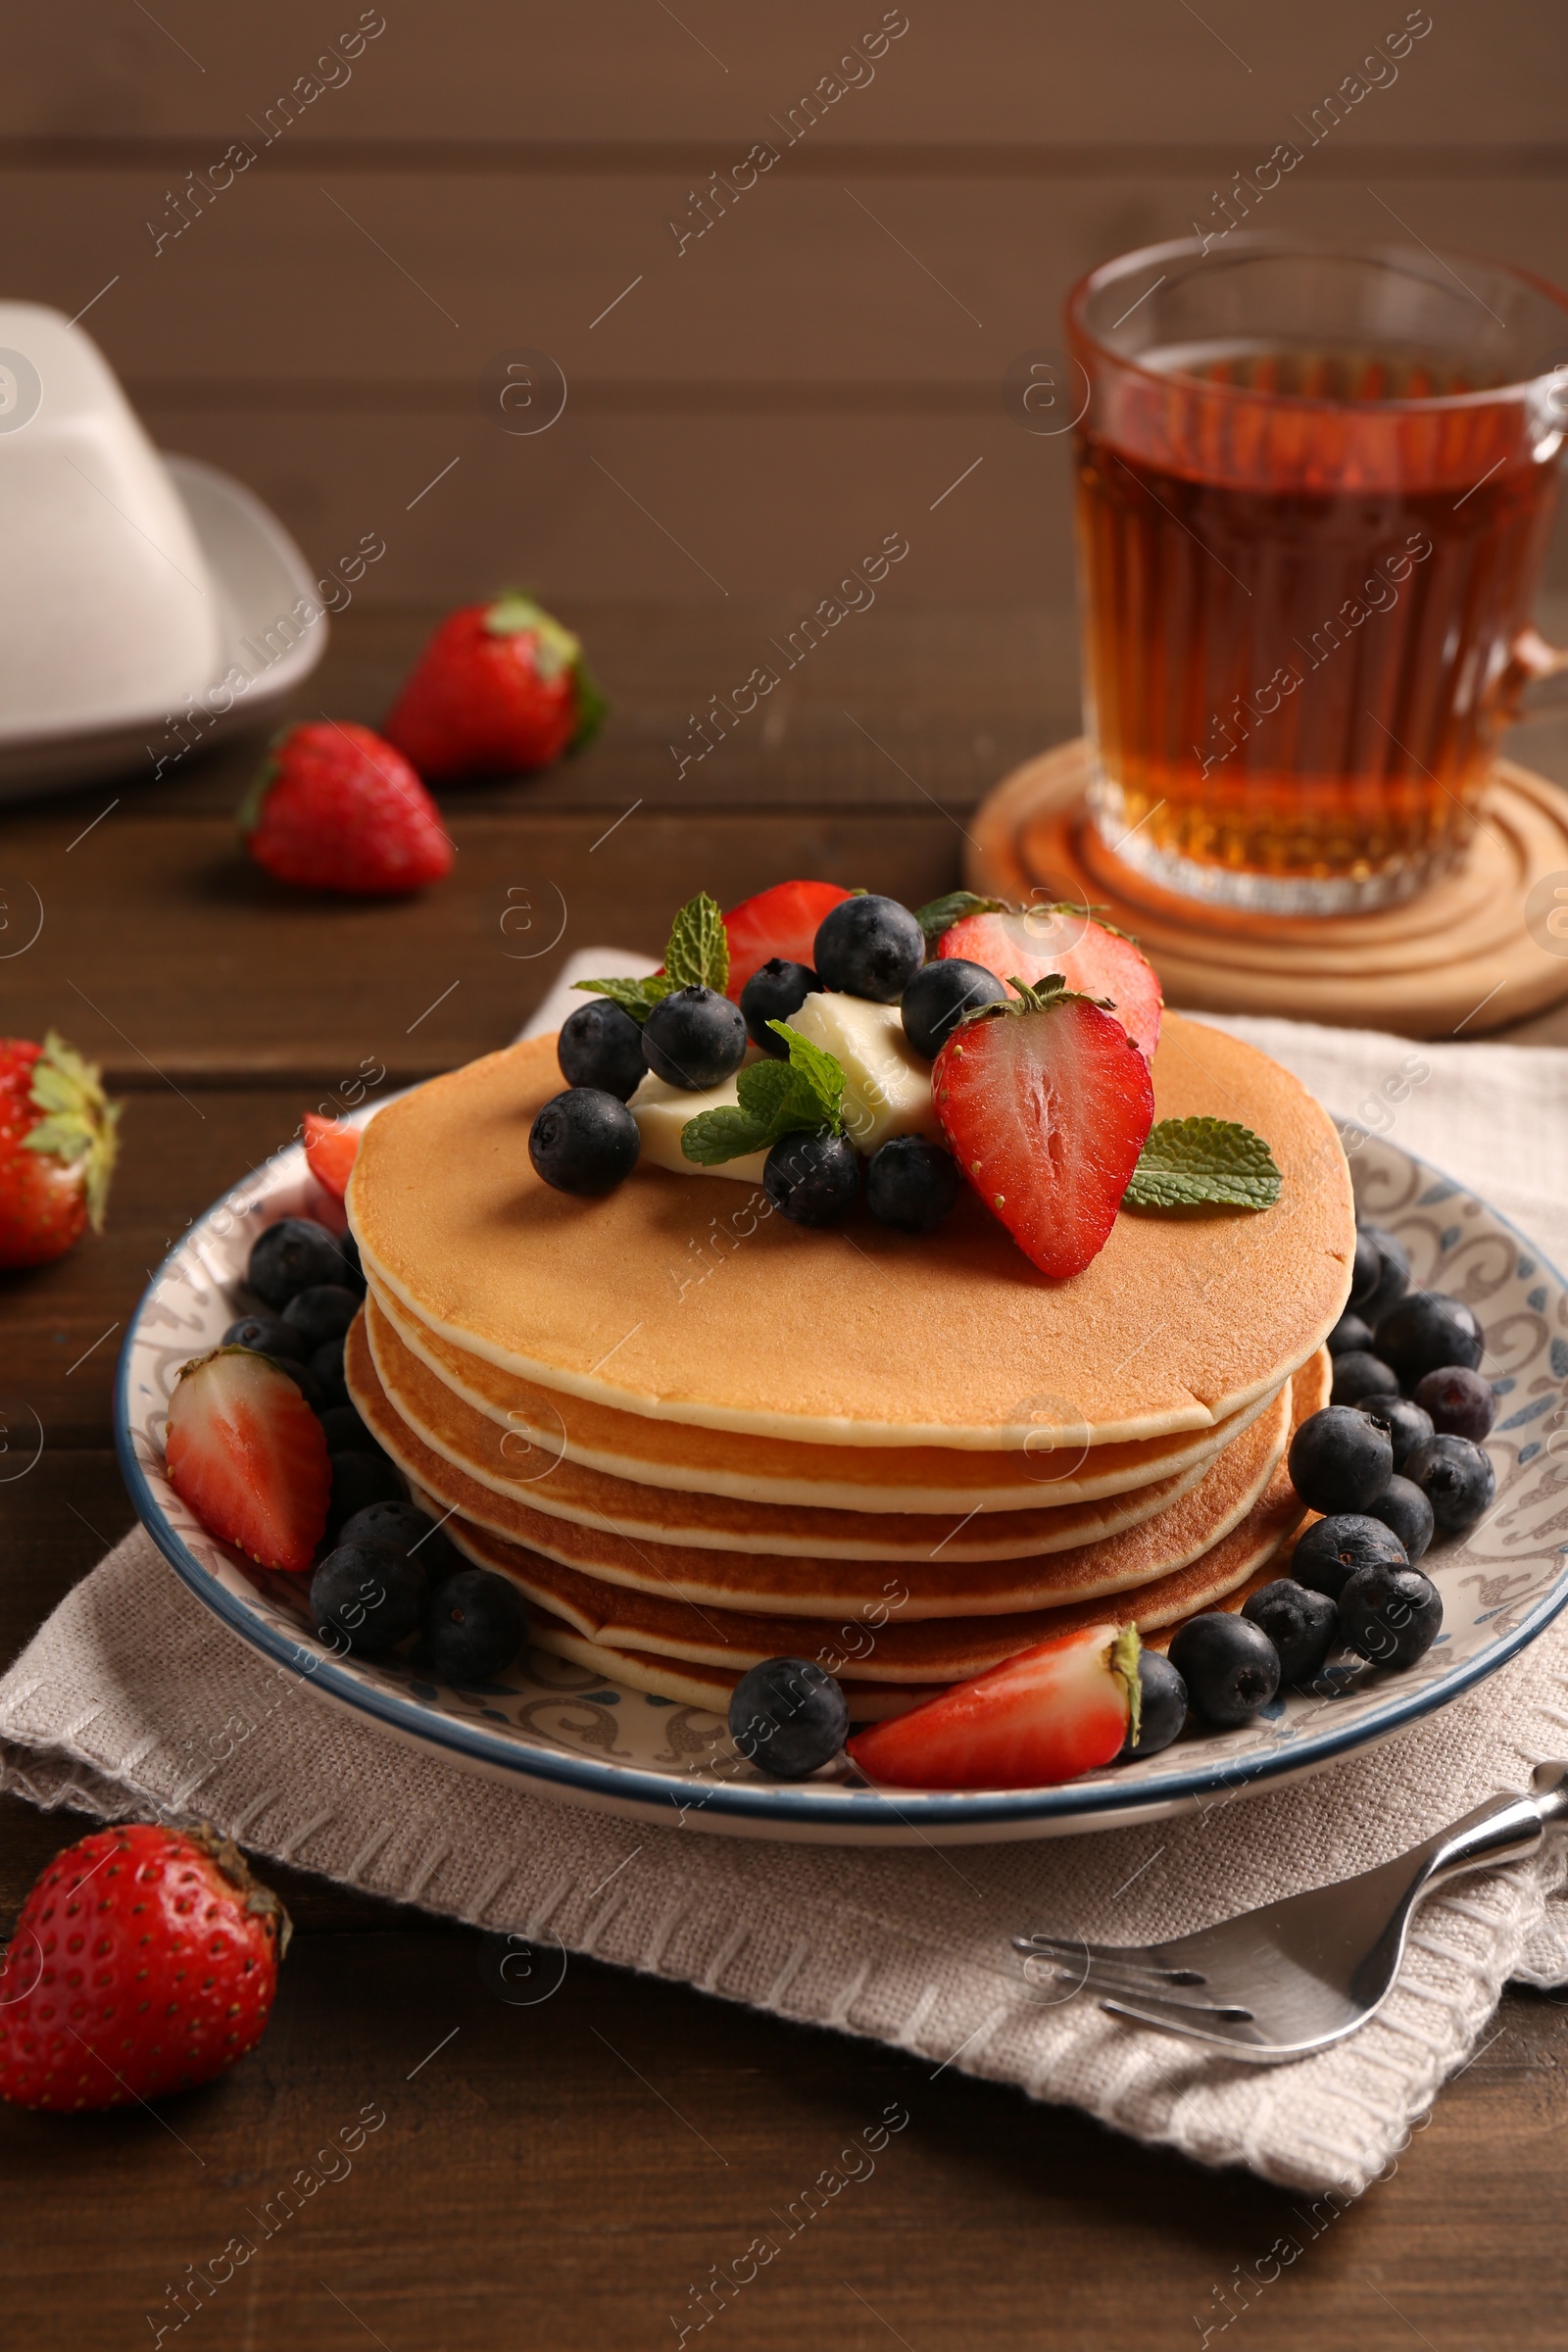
[6,5,1568,2341]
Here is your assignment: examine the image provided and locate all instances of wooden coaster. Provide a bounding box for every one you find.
[965,739,1568,1036]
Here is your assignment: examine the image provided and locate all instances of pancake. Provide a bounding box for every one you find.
[473,1355,1323,1714]
[357,1310,1298,1610]
[518,1612,928,1723]
[349,1013,1352,1449]
[436,1449,1306,1681]
[369,1277,1277,1514]
[354,1301,1285,1567]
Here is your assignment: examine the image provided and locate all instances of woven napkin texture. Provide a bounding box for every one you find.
[5,986,1568,2198]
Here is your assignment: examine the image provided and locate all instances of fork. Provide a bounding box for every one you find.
[1012,1760,1568,2062]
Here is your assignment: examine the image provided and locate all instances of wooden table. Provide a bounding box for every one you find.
[5,605,1568,2350]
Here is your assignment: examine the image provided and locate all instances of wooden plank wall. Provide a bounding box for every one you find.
[5,1,1565,658]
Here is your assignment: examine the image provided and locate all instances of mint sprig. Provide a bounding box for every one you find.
[1123,1118,1282,1211]
[575,890,728,1024]
[574,973,677,1023]
[681,1023,845,1166]
[663,891,729,993]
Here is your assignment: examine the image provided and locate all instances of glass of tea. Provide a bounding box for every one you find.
[1065,236,1568,913]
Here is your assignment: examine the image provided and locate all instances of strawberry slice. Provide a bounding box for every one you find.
[933,985,1154,1278]
[849,1622,1141,1789]
[722,880,854,1000]
[939,906,1162,1059]
[303,1111,360,1201]
[166,1347,330,1574]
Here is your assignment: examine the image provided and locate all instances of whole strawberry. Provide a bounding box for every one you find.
[0,1031,121,1271]
[0,1822,289,2111]
[240,721,453,896]
[384,591,605,781]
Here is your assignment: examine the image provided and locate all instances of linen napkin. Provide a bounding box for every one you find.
[4,976,1568,2201]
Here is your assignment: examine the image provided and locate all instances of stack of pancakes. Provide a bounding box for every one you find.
[344,1014,1353,1719]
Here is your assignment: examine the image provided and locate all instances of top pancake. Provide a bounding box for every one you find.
[349,1012,1352,1449]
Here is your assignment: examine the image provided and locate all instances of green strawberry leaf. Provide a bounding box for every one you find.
[566,655,608,756]
[1123,1117,1282,1211]
[20,1030,121,1230]
[913,889,1009,942]
[663,892,729,994]
[573,973,677,1024]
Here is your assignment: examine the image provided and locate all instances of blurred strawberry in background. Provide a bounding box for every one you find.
[240,721,453,896]
[384,591,605,781]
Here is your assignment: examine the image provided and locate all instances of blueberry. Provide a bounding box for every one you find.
[1326,1310,1376,1359]
[1353,1224,1410,1322]
[1403,1433,1495,1537]
[1330,1349,1399,1408]
[558,1000,648,1101]
[1348,1228,1383,1310]
[282,1283,360,1351]
[247,1216,352,1310]
[1375,1290,1483,1387]
[740,959,822,1056]
[310,1537,427,1657]
[337,1231,367,1296]
[1167,1613,1281,1728]
[319,1402,384,1458]
[1288,1405,1393,1515]
[423,1567,528,1682]
[1352,1393,1434,1475]
[341,1498,460,1579]
[762,1131,859,1227]
[1412,1364,1495,1442]
[326,1450,405,1541]
[728,1656,849,1778]
[900,959,1008,1059]
[1116,1650,1188,1759]
[281,1358,327,1413]
[310,1334,349,1408]
[1292,1512,1408,1600]
[812,895,924,1003]
[528,1088,641,1196]
[1366,1475,1435,1563]
[1337,1560,1443,1670]
[640,986,748,1091]
[222,1311,306,1365]
[865,1136,962,1234]
[1241,1579,1339,1683]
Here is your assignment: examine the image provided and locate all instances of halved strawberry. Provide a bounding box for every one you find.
[933,985,1154,1278]
[939,906,1162,1060]
[849,1622,1141,1789]
[303,1111,359,1201]
[165,1347,330,1574]
[722,880,854,1000]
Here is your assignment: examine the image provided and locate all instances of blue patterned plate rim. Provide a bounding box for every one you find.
[113,1119,1568,1836]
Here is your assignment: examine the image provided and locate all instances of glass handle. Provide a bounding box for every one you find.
[1503,622,1568,714]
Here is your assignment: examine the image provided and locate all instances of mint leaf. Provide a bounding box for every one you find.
[1123,1118,1282,1211]
[681,1031,849,1165]
[574,890,726,1023]
[664,892,729,994]
[765,1022,844,1127]
[913,889,1008,942]
[573,973,676,1024]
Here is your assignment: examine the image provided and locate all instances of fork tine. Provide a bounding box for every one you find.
[1097,1990,1262,2048]
[1012,1933,1206,1987]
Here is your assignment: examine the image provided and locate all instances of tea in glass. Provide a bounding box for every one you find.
[1066,240,1568,912]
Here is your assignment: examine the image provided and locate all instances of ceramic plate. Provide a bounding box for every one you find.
[115,1123,1568,1844]
[0,455,326,801]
